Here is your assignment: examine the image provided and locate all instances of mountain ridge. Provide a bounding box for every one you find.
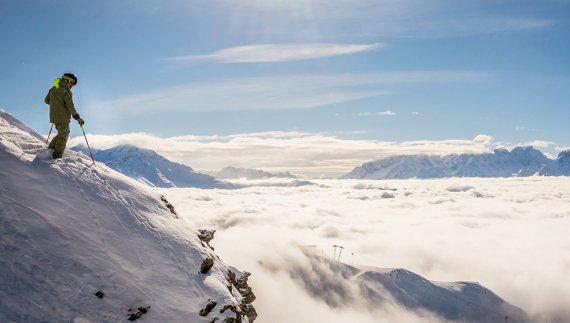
[342,147,570,180]
[72,144,234,189]
[205,166,301,180]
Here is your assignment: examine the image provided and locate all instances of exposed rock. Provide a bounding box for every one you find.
[199,300,217,317]
[239,303,257,322]
[199,229,216,250]
[94,291,104,299]
[220,304,237,314]
[220,304,242,322]
[127,306,150,321]
[227,270,257,322]
[200,258,215,274]
[198,229,216,243]
[160,195,178,217]
[235,272,256,304]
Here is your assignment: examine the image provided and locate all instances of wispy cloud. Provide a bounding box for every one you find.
[93,71,485,113]
[168,43,383,63]
[522,140,555,148]
[359,110,397,116]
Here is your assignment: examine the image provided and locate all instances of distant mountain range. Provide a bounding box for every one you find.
[73,144,570,184]
[72,145,234,189]
[342,147,570,180]
[204,166,301,180]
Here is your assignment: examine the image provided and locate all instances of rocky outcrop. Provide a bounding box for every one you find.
[227,270,257,322]
[198,229,216,250]
[199,300,217,317]
[160,195,178,217]
[200,258,215,274]
[197,268,257,322]
[195,230,257,322]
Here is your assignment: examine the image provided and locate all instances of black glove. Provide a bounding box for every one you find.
[73,114,85,126]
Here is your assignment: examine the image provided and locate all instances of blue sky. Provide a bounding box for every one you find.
[1,0,570,174]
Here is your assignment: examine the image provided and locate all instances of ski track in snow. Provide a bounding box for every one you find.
[1,197,60,319]
[85,159,210,300]
[98,170,208,299]
[69,164,121,299]
[84,164,174,307]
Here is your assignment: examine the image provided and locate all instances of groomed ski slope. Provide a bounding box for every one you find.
[0,109,253,322]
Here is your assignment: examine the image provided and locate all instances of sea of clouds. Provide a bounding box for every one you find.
[162,176,570,322]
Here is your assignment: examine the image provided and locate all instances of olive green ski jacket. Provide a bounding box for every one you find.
[44,78,80,124]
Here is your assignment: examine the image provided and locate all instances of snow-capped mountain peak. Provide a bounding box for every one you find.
[342,147,570,179]
[72,144,234,189]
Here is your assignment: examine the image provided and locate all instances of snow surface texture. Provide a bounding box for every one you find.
[72,144,234,189]
[0,110,255,322]
[342,148,570,179]
[165,177,570,323]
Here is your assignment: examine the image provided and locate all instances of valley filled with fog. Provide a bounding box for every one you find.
[163,177,570,322]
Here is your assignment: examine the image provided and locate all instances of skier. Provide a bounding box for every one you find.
[44,73,85,159]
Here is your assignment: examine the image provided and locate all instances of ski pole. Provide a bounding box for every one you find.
[80,125,96,165]
[46,124,54,145]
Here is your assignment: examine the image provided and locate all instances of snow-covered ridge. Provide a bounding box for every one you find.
[0,110,256,322]
[261,252,529,322]
[205,166,301,180]
[342,147,570,179]
[72,144,234,189]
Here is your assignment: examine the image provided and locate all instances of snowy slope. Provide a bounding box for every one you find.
[342,147,570,179]
[0,110,255,322]
[72,144,234,189]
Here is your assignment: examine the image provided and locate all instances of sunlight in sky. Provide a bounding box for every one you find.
[1,0,568,147]
[2,1,570,321]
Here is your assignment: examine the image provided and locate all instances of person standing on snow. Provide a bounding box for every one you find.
[44,73,85,159]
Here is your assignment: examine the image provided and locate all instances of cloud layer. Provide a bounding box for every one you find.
[164,176,570,322]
